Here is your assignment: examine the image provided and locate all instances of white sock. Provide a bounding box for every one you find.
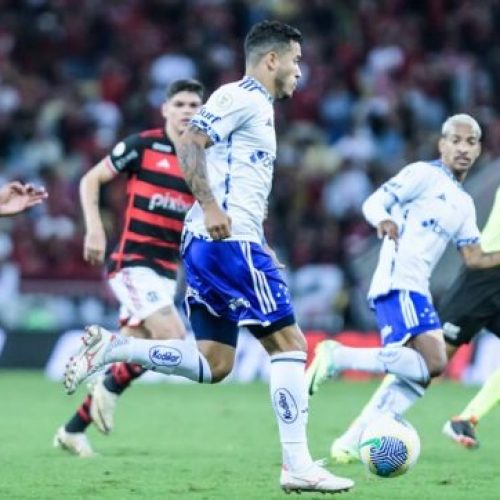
[270,351,313,472]
[105,336,212,383]
[332,345,430,384]
[338,376,424,447]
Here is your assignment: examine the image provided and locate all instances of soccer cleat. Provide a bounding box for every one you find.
[305,340,340,396]
[442,418,479,449]
[330,438,360,464]
[53,426,94,457]
[90,376,118,435]
[280,462,354,494]
[64,325,119,395]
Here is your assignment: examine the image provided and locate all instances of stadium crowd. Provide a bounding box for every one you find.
[1,0,500,331]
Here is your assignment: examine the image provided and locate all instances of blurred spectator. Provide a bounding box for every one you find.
[2,0,500,332]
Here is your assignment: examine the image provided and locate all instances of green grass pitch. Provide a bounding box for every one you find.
[0,372,498,499]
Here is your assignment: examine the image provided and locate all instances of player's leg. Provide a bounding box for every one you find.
[330,374,394,462]
[63,268,187,433]
[90,301,191,434]
[64,320,213,393]
[229,241,353,492]
[306,291,439,395]
[54,322,150,456]
[89,324,147,435]
[439,267,495,448]
[64,268,213,393]
[442,313,500,448]
[256,323,353,493]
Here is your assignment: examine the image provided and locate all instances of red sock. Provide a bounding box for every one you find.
[103,362,146,394]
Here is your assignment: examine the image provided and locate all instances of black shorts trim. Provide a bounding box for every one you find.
[246,314,296,338]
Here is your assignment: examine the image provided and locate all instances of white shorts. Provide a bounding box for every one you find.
[108,267,177,327]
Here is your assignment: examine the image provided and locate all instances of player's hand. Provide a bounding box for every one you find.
[83,230,106,265]
[377,220,399,245]
[203,201,232,240]
[0,181,48,216]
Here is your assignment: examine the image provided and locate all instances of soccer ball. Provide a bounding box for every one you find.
[358,413,420,478]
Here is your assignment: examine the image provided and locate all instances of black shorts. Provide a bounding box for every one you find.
[439,265,500,346]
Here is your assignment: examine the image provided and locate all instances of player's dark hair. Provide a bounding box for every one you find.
[244,20,302,64]
[166,79,205,100]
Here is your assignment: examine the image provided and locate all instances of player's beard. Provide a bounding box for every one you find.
[274,78,293,101]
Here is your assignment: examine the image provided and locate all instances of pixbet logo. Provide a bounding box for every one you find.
[149,346,182,367]
[148,193,191,213]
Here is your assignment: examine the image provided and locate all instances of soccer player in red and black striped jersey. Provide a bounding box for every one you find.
[54,79,204,457]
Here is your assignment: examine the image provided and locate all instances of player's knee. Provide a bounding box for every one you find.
[260,324,307,354]
[427,354,447,378]
[209,362,233,383]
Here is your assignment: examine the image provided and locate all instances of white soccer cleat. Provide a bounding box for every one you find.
[90,376,118,434]
[330,438,360,464]
[64,325,118,395]
[53,426,94,458]
[280,462,354,494]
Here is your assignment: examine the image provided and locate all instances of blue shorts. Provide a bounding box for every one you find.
[182,234,295,342]
[373,290,442,346]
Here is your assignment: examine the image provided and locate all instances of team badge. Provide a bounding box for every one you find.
[112,142,126,157]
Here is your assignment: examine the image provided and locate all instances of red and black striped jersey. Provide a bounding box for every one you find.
[105,128,194,279]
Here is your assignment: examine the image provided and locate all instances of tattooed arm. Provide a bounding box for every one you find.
[177,124,232,240]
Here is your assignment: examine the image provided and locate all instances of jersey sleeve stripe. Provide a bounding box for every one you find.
[190,118,221,144]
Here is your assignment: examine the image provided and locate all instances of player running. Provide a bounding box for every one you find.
[440,185,500,449]
[306,114,500,462]
[63,20,354,494]
[54,79,203,457]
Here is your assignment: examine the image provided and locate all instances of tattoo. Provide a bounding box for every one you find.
[177,125,215,206]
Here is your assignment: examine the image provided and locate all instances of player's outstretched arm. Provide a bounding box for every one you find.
[80,160,116,265]
[362,189,399,244]
[177,125,231,240]
[459,243,500,269]
[0,181,47,216]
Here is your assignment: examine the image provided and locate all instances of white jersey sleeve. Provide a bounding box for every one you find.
[190,85,255,145]
[453,201,481,248]
[363,162,431,227]
[381,162,431,204]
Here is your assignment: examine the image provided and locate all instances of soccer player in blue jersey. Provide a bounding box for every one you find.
[306,114,500,462]
[62,20,353,494]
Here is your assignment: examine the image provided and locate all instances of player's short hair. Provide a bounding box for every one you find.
[442,114,482,140]
[244,20,302,64]
[166,79,204,100]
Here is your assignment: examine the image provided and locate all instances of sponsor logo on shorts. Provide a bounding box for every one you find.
[228,297,251,311]
[273,388,298,424]
[149,346,182,367]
